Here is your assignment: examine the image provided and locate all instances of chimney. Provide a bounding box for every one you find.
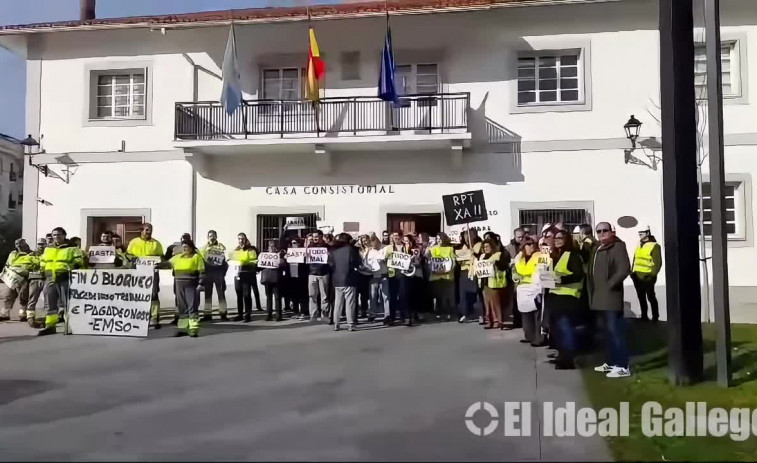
[80,0,96,21]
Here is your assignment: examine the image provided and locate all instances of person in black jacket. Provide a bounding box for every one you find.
[546,230,585,370]
[329,233,361,331]
[307,230,331,321]
[261,240,286,322]
[285,237,310,320]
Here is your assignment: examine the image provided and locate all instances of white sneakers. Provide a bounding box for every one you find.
[459,316,468,323]
[594,363,631,378]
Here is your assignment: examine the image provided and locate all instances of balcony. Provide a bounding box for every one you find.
[174,93,470,157]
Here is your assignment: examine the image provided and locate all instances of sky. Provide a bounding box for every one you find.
[0,0,351,138]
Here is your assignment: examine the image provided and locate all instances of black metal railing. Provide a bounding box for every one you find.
[174,92,469,140]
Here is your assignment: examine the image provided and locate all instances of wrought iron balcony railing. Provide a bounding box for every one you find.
[174,92,469,140]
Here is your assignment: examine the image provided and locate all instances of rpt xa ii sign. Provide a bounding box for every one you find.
[443,190,488,226]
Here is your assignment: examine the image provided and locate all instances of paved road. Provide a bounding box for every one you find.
[0,316,610,461]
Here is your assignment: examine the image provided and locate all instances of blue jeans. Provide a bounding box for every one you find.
[603,311,629,368]
[370,277,391,319]
[555,312,577,353]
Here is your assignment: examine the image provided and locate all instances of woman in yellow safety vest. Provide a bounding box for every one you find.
[546,230,585,369]
[513,235,543,346]
[426,232,456,321]
[474,238,510,330]
[169,239,204,337]
[229,233,258,323]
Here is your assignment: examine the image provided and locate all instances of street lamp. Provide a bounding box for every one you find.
[624,115,642,148]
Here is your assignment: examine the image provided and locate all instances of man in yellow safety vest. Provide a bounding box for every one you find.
[0,239,40,322]
[631,227,662,322]
[38,228,85,335]
[127,223,165,329]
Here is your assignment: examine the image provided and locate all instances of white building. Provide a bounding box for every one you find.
[0,134,23,217]
[1,0,756,320]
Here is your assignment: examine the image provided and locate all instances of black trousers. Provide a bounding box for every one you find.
[398,276,419,321]
[357,274,371,317]
[235,273,255,316]
[286,277,309,315]
[631,273,659,320]
[265,283,282,319]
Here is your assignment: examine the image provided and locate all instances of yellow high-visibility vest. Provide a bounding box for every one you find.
[551,251,582,298]
[514,252,541,285]
[633,242,660,275]
[429,246,455,281]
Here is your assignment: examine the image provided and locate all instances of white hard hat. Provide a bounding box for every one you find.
[572,226,581,234]
[541,223,552,233]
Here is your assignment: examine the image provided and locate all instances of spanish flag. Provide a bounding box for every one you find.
[305,27,325,102]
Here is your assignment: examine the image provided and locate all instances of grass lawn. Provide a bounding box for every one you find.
[581,321,757,462]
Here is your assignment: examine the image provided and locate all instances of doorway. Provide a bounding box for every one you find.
[88,216,144,247]
[387,213,442,237]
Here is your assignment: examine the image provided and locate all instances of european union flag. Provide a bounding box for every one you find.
[378,25,397,103]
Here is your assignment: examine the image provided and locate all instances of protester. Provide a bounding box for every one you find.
[398,234,423,327]
[365,236,389,323]
[381,230,391,246]
[513,236,544,345]
[589,222,632,378]
[38,227,84,336]
[201,230,229,322]
[259,240,286,322]
[285,237,310,320]
[505,228,525,329]
[169,238,204,337]
[25,238,47,327]
[476,238,510,330]
[631,227,662,322]
[356,235,372,320]
[415,232,434,320]
[127,223,165,329]
[87,230,124,269]
[307,230,331,322]
[428,232,456,321]
[165,233,191,260]
[457,229,482,323]
[230,233,258,323]
[329,233,361,331]
[546,230,585,369]
[384,231,404,323]
[0,239,38,322]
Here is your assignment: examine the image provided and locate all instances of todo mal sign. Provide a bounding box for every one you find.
[442,190,488,226]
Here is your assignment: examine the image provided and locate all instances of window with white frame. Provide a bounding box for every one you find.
[396,64,439,95]
[262,68,306,100]
[698,180,747,239]
[694,41,740,100]
[95,72,146,118]
[517,51,583,105]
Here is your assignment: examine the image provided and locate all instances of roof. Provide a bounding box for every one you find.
[0,133,21,145]
[0,0,612,35]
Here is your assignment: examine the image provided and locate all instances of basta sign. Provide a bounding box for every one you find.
[442,190,488,226]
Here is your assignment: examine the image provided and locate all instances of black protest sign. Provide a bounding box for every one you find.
[443,190,488,225]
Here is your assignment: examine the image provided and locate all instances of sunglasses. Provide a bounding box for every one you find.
[596,228,611,234]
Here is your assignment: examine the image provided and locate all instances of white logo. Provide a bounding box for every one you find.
[465,401,499,436]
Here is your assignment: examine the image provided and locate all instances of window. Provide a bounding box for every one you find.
[7,193,15,211]
[694,41,739,99]
[18,193,22,205]
[340,52,361,81]
[698,181,746,240]
[95,72,146,118]
[262,68,305,100]
[517,52,582,105]
[256,214,319,249]
[396,64,439,95]
[519,208,590,235]
[9,162,15,182]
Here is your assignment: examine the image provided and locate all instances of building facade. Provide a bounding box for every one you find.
[1,0,756,320]
[0,134,23,218]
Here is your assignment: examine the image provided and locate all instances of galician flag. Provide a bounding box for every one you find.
[220,23,242,115]
[305,27,325,102]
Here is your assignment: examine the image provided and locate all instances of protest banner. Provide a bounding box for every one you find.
[88,246,116,264]
[442,190,488,226]
[387,252,412,271]
[67,269,154,337]
[285,216,307,230]
[536,269,556,289]
[205,249,226,266]
[475,260,495,278]
[430,257,453,274]
[455,248,472,262]
[306,247,329,264]
[448,230,462,244]
[258,252,281,269]
[135,256,161,271]
[285,247,307,264]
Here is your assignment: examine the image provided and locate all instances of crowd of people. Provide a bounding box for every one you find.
[0,220,663,378]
